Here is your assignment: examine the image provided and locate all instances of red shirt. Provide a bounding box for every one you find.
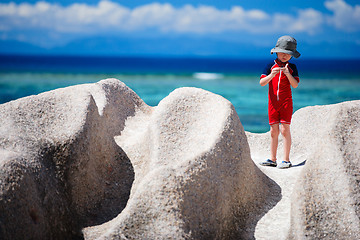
[261,59,299,109]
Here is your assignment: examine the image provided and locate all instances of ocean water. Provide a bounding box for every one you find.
[1,55,360,133]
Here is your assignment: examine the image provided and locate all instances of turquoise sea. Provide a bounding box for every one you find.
[1,55,360,133]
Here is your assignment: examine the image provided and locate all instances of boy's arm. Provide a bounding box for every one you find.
[285,73,299,88]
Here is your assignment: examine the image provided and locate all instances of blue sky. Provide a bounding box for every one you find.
[0,0,360,58]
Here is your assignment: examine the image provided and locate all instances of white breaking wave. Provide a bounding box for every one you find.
[193,72,224,80]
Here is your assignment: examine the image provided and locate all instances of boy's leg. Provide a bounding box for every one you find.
[280,123,291,162]
[270,124,280,161]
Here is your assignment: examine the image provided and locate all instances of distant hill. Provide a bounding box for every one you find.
[0,36,269,58]
[0,40,47,55]
[49,36,271,58]
[1,36,359,59]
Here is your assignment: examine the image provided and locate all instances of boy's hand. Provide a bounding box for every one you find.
[270,67,281,76]
[282,63,290,76]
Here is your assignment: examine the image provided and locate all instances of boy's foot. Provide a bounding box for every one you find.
[277,161,292,169]
[259,159,277,167]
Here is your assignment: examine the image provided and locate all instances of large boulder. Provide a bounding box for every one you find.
[83,87,279,239]
[0,79,144,239]
[246,100,360,239]
[0,79,278,239]
[289,100,360,239]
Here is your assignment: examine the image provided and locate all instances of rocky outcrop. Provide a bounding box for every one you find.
[0,79,146,239]
[2,77,358,240]
[247,100,360,240]
[0,79,278,239]
[289,101,360,239]
[83,86,278,239]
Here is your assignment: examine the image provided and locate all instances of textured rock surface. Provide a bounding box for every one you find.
[0,79,146,239]
[289,100,360,240]
[83,87,278,239]
[2,77,358,240]
[247,100,360,240]
[0,79,278,240]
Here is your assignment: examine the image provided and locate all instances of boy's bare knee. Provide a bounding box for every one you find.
[280,128,285,136]
[271,131,279,138]
[270,125,280,138]
[280,130,288,137]
[280,124,291,137]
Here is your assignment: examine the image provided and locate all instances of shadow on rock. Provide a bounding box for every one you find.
[292,160,307,167]
[245,166,282,240]
[0,79,141,239]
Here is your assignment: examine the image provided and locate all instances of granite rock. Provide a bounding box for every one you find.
[289,101,360,239]
[0,79,277,239]
[246,100,360,240]
[4,78,358,240]
[83,86,278,239]
[0,79,145,239]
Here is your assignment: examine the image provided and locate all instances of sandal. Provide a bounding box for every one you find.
[277,161,292,169]
[259,159,277,167]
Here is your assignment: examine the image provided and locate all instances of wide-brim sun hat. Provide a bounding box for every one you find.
[271,35,301,58]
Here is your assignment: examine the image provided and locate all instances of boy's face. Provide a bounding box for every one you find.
[277,52,292,63]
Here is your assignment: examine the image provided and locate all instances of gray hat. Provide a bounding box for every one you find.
[271,35,301,58]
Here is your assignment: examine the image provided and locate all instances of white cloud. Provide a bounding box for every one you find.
[0,1,131,33]
[128,3,175,30]
[289,8,324,34]
[325,0,360,32]
[0,0,358,39]
[0,0,323,35]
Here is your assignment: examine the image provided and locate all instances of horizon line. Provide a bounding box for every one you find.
[1,53,360,61]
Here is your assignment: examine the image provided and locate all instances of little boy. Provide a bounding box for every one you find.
[259,36,300,169]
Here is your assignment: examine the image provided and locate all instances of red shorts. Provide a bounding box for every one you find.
[268,100,293,125]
